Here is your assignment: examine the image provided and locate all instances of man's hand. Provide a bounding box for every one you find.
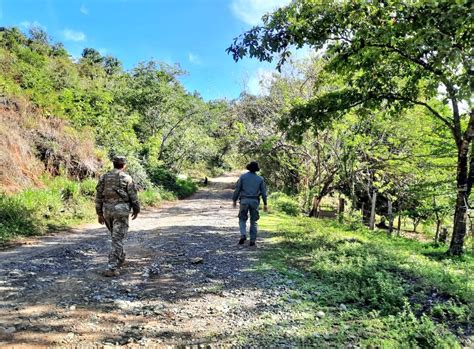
[98,214,105,225]
[233,201,237,208]
[132,208,139,220]
[263,205,268,213]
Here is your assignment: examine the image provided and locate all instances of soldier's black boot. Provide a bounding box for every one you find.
[238,236,247,245]
[249,240,256,247]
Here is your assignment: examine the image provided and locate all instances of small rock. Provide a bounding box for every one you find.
[69,305,76,311]
[4,326,16,334]
[316,311,325,318]
[339,304,348,311]
[190,257,203,264]
[62,332,75,343]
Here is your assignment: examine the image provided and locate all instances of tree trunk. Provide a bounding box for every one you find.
[388,199,394,237]
[309,196,321,217]
[439,227,449,244]
[448,142,469,255]
[338,197,345,223]
[413,219,420,233]
[361,202,371,225]
[434,219,441,243]
[369,189,377,230]
[397,215,401,236]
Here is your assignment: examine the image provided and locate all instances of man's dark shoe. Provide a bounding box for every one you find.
[249,240,256,247]
[102,269,120,277]
[238,236,247,245]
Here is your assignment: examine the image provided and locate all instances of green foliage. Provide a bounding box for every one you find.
[254,213,473,347]
[268,192,300,216]
[146,166,197,199]
[174,178,198,199]
[0,176,96,242]
[138,188,162,207]
[0,194,42,242]
[79,178,98,198]
[228,0,472,254]
[1,26,236,204]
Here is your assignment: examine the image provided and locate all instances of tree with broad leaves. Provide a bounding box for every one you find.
[227,0,473,255]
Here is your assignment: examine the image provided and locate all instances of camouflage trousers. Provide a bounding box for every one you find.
[103,213,129,270]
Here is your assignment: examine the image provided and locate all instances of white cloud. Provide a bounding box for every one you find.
[80,5,89,15]
[98,48,108,56]
[231,0,291,26]
[188,53,202,65]
[247,68,277,95]
[19,20,47,30]
[62,29,86,42]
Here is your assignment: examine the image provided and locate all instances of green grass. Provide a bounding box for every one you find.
[0,176,97,243]
[249,213,473,348]
[268,192,300,216]
[138,186,176,207]
[0,176,184,244]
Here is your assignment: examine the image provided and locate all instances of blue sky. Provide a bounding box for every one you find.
[0,0,293,101]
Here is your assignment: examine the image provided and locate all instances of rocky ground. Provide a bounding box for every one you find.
[0,174,296,348]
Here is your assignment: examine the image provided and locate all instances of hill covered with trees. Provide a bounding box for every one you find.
[0,26,237,241]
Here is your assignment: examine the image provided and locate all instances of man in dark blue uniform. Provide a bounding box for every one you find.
[232,161,268,246]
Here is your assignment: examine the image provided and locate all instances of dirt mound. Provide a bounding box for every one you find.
[0,97,102,193]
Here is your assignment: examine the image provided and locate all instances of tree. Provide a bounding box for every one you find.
[81,48,103,64]
[227,0,472,255]
[102,55,122,76]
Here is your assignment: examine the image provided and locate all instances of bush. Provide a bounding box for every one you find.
[268,192,300,216]
[79,177,97,198]
[121,157,153,190]
[174,178,198,199]
[139,188,162,207]
[147,166,197,199]
[0,176,96,242]
[0,194,43,242]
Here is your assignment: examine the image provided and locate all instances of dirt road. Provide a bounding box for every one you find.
[0,174,290,348]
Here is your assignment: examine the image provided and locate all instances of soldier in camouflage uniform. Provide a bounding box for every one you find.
[95,156,140,277]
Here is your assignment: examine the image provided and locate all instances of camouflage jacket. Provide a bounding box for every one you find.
[95,169,140,216]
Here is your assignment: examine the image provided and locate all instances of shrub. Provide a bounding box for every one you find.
[139,188,162,207]
[79,177,97,198]
[147,166,197,199]
[174,178,198,199]
[0,176,96,242]
[268,192,300,216]
[0,194,43,242]
[120,157,153,190]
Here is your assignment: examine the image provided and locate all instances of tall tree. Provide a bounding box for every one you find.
[227,0,472,255]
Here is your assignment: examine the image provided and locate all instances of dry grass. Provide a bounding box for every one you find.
[0,97,102,193]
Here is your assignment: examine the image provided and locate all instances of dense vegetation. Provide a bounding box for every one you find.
[228,0,472,255]
[0,26,234,242]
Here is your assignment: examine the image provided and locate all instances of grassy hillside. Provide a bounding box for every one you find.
[248,213,473,347]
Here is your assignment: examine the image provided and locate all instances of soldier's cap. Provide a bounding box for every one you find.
[112,156,127,165]
[246,161,260,172]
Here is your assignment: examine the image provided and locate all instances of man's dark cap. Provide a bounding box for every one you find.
[246,161,260,172]
[112,156,127,165]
